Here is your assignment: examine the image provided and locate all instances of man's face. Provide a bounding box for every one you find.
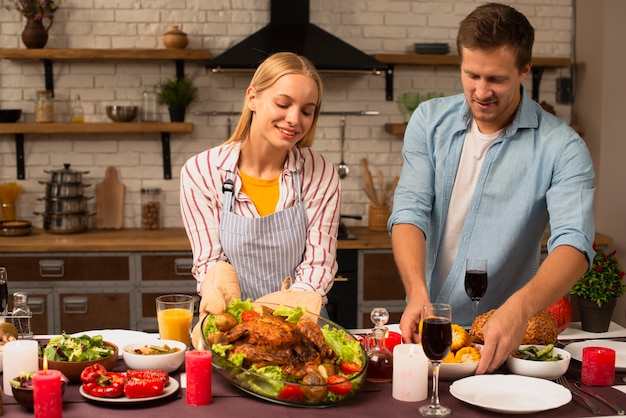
[460,46,531,134]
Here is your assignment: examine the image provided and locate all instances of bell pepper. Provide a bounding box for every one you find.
[123,377,165,399]
[126,369,169,386]
[80,365,126,398]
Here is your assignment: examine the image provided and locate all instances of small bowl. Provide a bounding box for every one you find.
[506,344,571,380]
[11,376,67,411]
[106,105,138,122]
[122,339,186,373]
[429,359,479,380]
[0,109,22,123]
[39,341,119,383]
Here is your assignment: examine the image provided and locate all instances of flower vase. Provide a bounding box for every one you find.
[577,296,616,333]
[21,16,53,49]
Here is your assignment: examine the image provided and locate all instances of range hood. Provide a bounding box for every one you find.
[206,0,387,74]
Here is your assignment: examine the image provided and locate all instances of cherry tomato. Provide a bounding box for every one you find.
[278,384,304,403]
[241,310,260,322]
[327,375,352,395]
[339,360,362,375]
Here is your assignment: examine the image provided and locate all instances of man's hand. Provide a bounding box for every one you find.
[399,295,430,344]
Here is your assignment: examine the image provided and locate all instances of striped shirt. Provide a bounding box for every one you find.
[180,142,341,297]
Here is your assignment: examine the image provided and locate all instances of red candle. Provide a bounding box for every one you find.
[581,346,616,386]
[33,369,63,418]
[185,349,212,406]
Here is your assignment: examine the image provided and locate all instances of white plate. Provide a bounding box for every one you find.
[564,340,626,371]
[449,374,571,414]
[71,330,155,358]
[80,376,179,403]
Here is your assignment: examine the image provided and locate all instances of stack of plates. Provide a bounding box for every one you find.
[413,43,450,54]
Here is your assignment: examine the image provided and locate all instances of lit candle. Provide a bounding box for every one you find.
[2,339,39,396]
[185,345,212,406]
[33,368,63,418]
[392,343,429,402]
[581,346,616,386]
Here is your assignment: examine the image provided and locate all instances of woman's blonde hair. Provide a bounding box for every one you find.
[226,52,323,148]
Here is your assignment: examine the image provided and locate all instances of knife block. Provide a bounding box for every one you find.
[368,204,390,232]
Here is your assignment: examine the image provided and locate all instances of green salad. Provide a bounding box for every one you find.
[42,332,115,362]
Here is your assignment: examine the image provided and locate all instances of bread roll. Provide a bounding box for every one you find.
[469,309,558,345]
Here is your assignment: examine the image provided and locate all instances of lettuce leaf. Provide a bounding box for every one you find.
[272,305,305,323]
[321,325,364,367]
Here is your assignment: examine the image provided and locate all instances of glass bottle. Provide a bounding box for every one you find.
[34,90,54,123]
[365,307,393,382]
[141,187,162,230]
[11,292,32,339]
[141,88,159,122]
[0,267,8,316]
[72,94,84,123]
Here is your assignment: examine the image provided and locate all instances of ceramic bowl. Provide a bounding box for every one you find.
[39,341,118,383]
[506,344,571,380]
[122,339,186,373]
[429,359,479,380]
[11,376,67,411]
[106,105,138,122]
[0,109,22,123]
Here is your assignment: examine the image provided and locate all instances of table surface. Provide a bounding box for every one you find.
[2,351,625,417]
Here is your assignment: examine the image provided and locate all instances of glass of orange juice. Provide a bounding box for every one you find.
[156,294,194,346]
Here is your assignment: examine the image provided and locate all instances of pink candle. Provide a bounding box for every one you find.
[33,369,63,418]
[581,346,616,386]
[185,349,212,406]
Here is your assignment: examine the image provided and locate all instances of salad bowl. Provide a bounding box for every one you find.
[201,301,368,408]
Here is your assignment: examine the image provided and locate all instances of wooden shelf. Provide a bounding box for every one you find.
[385,123,585,137]
[0,48,211,61]
[0,122,193,135]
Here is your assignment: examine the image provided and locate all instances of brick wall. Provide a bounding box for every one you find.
[0,0,574,229]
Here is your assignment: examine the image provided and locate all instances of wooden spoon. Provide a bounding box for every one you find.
[361,158,380,205]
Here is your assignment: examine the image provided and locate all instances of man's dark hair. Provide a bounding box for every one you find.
[457,2,535,71]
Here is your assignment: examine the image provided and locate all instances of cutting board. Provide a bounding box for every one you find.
[96,166,125,229]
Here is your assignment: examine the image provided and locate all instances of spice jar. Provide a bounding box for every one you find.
[34,90,54,123]
[11,292,32,339]
[141,88,159,122]
[141,187,162,230]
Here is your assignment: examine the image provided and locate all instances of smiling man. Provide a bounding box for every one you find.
[389,3,595,374]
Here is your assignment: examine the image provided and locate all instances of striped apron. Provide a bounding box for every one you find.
[219,171,307,301]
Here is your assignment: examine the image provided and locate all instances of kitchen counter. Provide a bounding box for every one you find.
[0,227,613,253]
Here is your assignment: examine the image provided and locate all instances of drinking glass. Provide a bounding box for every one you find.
[156,294,194,346]
[402,92,421,122]
[419,303,452,417]
[464,258,488,320]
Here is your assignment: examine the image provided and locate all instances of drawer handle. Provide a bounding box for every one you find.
[63,296,88,314]
[174,258,193,276]
[334,275,349,282]
[28,296,45,315]
[39,260,65,278]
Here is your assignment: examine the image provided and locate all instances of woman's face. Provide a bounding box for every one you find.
[247,73,319,152]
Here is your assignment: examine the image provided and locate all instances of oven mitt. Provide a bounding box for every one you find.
[254,276,322,316]
[191,261,240,349]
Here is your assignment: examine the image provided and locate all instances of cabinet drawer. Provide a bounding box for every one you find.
[140,254,193,281]
[57,291,131,334]
[2,255,130,282]
[361,251,405,301]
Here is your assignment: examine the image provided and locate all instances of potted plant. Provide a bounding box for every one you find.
[570,243,625,332]
[157,77,198,122]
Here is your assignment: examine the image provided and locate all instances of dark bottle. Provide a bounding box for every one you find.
[0,267,7,315]
[365,307,393,383]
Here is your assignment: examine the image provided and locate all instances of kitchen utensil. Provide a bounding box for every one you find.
[555,376,601,415]
[0,220,32,237]
[0,109,22,123]
[106,105,138,122]
[44,164,89,183]
[39,181,90,198]
[573,380,624,415]
[38,196,93,214]
[361,158,379,205]
[337,117,349,179]
[96,166,125,229]
[35,212,93,234]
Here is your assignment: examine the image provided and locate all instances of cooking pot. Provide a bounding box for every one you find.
[38,196,93,214]
[39,181,91,198]
[34,212,93,234]
[44,164,89,183]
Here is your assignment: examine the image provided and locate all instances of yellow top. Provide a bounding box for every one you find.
[239,171,279,216]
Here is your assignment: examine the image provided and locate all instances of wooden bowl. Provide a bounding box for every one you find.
[39,341,118,383]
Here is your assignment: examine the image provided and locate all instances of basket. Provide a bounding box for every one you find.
[368,204,390,232]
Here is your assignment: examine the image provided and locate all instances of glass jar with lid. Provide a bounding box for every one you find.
[34,90,54,123]
[141,187,162,230]
[11,292,32,339]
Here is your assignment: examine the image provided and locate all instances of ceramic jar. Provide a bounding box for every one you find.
[163,26,188,49]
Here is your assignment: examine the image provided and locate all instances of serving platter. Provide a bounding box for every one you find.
[564,339,626,371]
[79,376,179,403]
[449,374,571,414]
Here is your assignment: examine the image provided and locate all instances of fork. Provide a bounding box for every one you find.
[555,376,602,415]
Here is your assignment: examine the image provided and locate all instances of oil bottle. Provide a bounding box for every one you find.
[365,307,393,382]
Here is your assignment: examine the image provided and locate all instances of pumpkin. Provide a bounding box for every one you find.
[544,295,572,334]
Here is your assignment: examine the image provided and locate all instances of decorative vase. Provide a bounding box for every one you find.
[163,26,189,49]
[21,16,53,49]
[577,296,616,333]
[168,106,187,122]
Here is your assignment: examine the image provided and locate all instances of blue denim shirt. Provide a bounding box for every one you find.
[388,87,595,325]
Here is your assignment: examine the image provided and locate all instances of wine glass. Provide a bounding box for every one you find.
[0,267,7,315]
[464,258,488,321]
[402,92,421,122]
[419,303,452,416]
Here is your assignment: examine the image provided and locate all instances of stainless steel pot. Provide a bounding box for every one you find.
[44,164,89,183]
[38,196,93,214]
[35,212,92,234]
[39,181,91,198]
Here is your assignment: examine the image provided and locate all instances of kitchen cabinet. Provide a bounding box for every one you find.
[0,48,210,179]
[326,250,358,328]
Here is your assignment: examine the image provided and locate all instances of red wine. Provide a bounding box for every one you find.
[421,317,452,361]
[465,270,488,300]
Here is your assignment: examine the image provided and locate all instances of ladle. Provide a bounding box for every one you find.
[337,117,349,179]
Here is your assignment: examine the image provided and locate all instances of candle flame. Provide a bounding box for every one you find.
[43,355,48,370]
